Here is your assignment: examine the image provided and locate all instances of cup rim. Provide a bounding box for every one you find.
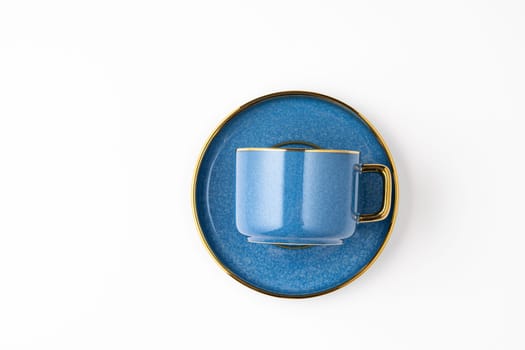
[236,147,359,155]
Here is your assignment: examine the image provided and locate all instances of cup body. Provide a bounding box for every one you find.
[235,148,360,245]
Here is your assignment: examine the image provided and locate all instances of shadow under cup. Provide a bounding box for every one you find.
[236,148,365,246]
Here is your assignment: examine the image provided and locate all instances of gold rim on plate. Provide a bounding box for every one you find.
[192,90,399,298]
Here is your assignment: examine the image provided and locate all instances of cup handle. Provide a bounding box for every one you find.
[358,164,393,223]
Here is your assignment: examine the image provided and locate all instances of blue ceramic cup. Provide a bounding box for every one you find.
[235,148,392,246]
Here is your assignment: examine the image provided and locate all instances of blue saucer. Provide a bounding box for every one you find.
[193,91,398,298]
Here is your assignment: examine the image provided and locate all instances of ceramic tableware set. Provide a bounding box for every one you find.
[193,91,398,298]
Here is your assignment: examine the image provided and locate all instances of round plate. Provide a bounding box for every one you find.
[193,91,398,298]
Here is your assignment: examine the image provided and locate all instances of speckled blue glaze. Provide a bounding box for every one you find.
[194,93,396,297]
[236,149,361,245]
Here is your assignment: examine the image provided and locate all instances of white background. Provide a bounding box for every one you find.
[0,1,523,349]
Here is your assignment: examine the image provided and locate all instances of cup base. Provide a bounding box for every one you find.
[246,236,343,246]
